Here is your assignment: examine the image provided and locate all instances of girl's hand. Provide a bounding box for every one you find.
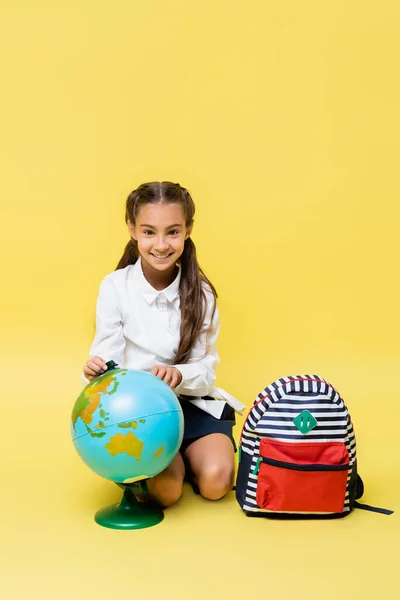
[83,356,108,381]
[151,365,182,389]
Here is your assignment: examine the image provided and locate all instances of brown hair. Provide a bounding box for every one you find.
[116,181,217,364]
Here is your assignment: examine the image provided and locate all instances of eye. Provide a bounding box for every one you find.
[143,230,154,236]
[168,229,179,236]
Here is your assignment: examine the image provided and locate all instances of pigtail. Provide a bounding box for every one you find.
[176,237,217,365]
[115,188,142,269]
[116,238,139,270]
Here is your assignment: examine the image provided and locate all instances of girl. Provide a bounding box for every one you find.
[83,181,244,507]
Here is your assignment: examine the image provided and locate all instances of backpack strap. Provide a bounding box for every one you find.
[353,501,393,515]
[354,476,393,515]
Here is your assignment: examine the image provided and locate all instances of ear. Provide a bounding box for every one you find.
[185,225,193,240]
[127,219,137,241]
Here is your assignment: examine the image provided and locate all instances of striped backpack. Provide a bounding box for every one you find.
[236,374,393,518]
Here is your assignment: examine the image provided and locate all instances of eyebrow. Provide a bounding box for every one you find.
[140,223,183,228]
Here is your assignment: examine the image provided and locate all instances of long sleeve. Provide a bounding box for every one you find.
[80,264,244,414]
[173,290,220,397]
[88,274,126,367]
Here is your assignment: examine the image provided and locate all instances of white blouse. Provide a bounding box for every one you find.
[83,258,245,418]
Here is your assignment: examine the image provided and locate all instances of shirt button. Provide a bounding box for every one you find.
[157,294,168,311]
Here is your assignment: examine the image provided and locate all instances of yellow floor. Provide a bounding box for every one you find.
[2,363,399,600]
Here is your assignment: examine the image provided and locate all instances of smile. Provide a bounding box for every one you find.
[150,253,173,260]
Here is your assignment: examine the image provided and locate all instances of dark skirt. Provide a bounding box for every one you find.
[179,398,237,454]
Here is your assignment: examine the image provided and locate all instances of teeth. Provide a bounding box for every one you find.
[153,254,169,259]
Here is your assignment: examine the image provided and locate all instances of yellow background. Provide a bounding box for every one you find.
[1,1,399,598]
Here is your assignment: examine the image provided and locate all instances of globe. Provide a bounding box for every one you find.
[71,365,184,529]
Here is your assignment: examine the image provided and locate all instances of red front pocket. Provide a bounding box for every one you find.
[255,440,349,513]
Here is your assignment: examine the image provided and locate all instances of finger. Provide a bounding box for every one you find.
[156,367,167,381]
[83,370,95,382]
[170,371,179,389]
[171,368,182,388]
[84,366,96,375]
[163,369,173,385]
[88,362,104,375]
[85,366,102,378]
[92,357,107,370]
[151,365,160,376]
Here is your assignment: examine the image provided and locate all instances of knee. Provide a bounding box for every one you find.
[147,476,184,508]
[197,464,234,501]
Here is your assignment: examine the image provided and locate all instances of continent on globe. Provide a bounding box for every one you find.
[71,370,128,437]
[118,421,138,429]
[105,431,144,461]
[154,446,164,458]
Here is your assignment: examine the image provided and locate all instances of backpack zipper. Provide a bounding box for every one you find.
[251,455,349,476]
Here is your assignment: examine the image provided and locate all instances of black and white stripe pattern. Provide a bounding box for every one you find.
[239,374,357,515]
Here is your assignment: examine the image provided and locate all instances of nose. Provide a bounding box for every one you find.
[154,236,169,252]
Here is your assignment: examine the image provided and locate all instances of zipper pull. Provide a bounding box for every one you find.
[238,445,242,464]
[252,458,261,475]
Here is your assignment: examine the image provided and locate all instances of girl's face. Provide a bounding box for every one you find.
[128,202,192,274]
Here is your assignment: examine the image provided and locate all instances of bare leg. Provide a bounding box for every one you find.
[184,434,235,501]
[142,452,185,508]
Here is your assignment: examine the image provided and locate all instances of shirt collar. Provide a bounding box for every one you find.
[133,257,181,304]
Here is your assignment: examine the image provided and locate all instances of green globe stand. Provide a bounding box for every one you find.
[95,482,164,530]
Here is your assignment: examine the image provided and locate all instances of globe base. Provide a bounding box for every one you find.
[94,486,164,530]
